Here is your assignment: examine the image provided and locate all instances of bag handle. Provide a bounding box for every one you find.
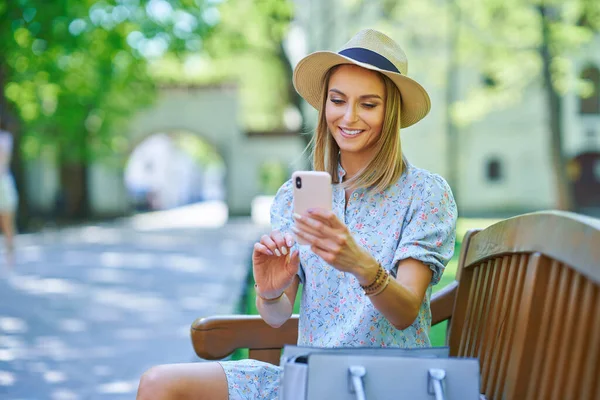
[348,365,448,400]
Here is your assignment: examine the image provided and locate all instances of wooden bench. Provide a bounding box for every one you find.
[191,210,600,399]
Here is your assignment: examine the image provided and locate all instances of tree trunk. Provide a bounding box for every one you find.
[57,135,90,220]
[58,161,89,219]
[539,5,575,211]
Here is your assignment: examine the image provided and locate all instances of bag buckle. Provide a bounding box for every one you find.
[428,368,447,400]
[348,365,367,400]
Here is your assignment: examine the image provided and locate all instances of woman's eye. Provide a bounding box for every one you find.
[363,103,377,109]
[330,98,344,104]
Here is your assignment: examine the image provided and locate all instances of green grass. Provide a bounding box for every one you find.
[232,218,499,359]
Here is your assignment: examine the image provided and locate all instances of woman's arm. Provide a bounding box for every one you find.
[353,257,432,330]
[293,210,437,330]
[256,276,300,328]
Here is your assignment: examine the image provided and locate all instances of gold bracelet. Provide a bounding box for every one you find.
[366,274,390,297]
[364,270,389,295]
[360,263,385,291]
[254,284,284,302]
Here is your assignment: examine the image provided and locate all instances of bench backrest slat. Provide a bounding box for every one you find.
[518,257,600,400]
[448,211,600,400]
[479,256,509,389]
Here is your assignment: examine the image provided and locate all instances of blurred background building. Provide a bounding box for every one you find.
[2,0,599,230]
[23,84,304,217]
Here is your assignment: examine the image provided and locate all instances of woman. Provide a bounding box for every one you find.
[0,121,18,268]
[136,28,457,400]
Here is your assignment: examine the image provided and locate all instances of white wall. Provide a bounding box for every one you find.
[24,147,59,213]
[457,88,556,212]
[89,161,130,215]
[228,135,307,214]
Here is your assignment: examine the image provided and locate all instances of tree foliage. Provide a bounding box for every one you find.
[383,0,599,124]
[1,0,296,158]
[141,0,296,131]
[203,0,295,131]
[0,0,216,162]
[0,0,295,219]
[382,0,600,210]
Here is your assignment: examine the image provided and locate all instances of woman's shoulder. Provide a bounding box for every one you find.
[390,162,456,215]
[269,179,295,230]
[399,162,452,193]
[270,179,294,210]
[275,178,294,198]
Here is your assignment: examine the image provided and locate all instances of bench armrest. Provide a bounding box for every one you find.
[190,281,457,364]
[191,314,299,363]
[431,280,458,326]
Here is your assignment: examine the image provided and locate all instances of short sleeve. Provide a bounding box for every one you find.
[392,174,457,286]
[270,179,306,283]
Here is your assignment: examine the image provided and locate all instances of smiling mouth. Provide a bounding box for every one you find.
[339,127,365,137]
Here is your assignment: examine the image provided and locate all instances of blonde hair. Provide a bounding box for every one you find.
[310,66,404,193]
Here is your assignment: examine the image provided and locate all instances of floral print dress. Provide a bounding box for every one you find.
[218,160,457,399]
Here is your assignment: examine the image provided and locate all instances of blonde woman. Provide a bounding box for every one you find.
[137,29,457,400]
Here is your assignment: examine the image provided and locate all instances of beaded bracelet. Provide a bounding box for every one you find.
[366,273,390,297]
[360,264,384,291]
[360,263,390,296]
[364,270,389,295]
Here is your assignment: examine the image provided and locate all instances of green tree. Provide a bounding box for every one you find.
[147,0,296,132]
[0,0,215,220]
[203,0,296,131]
[383,0,600,211]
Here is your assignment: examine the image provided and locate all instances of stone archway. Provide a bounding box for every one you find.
[87,84,306,218]
[123,130,226,211]
[87,84,238,216]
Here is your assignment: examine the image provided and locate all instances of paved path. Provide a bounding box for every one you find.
[0,204,266,399]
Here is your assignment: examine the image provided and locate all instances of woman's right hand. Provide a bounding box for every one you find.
[252,230,299,300]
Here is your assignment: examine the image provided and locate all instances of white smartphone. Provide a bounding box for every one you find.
[292,171,333,245]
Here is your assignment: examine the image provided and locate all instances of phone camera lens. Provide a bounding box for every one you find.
[295,176,302,189]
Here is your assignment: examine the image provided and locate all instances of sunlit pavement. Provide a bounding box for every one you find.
[0,202,267,400]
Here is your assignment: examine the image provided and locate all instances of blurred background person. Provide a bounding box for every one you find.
[0,118,18,268]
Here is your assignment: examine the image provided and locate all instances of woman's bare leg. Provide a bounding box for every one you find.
[0,212,15,267]
[136,362,229,400]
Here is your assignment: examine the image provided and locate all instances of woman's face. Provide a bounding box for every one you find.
[325,64,386,162]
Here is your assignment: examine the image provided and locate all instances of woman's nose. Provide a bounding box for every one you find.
[343,103,359,123]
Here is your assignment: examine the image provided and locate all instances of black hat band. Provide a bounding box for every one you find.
[338,47,400,74]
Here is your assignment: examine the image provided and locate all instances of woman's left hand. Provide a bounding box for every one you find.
[292,208,376,277]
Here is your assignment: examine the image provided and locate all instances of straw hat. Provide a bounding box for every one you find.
[293,29,431,128]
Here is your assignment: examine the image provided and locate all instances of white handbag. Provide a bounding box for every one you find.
[278,346,480,400]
